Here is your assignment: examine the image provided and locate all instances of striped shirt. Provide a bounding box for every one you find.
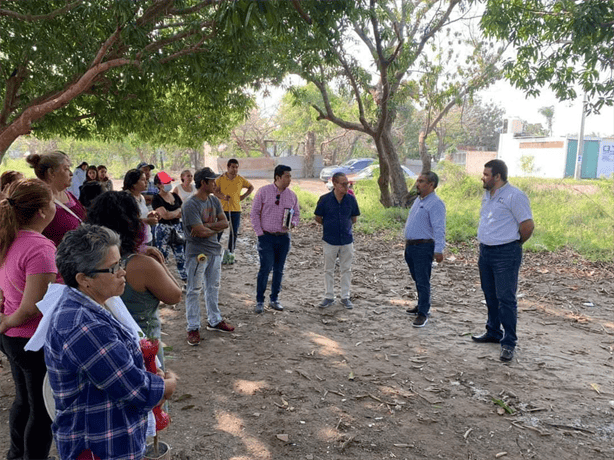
[250,183,300,236]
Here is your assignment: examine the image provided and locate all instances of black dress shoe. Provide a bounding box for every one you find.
[500,346,514,362]
[471,333,501,344]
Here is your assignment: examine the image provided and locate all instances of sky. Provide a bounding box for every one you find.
[259,77,614,140]
[480,81,614,138]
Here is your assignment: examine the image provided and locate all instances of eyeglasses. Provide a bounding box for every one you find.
[275,194,280,205]
[337,182,349,187]
[88,260,124,276]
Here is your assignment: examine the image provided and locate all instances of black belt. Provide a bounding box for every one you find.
[264,231,288,236]
[406,239,434,246]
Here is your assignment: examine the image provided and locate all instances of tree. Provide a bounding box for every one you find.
[0,1,346,160]
[273,84,373,165]
[481,0,614,112]
[290,0,503,207]
[538,105,554,136]
[432,97,505,155]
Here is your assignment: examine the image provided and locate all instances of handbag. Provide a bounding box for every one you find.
[168,227,186,246]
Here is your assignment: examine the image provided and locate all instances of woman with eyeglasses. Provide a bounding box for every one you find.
[0,178,58,460]
[45,224,178,460]
[87,191,181,367]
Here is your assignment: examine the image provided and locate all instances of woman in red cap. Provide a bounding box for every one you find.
[152,172,187,282]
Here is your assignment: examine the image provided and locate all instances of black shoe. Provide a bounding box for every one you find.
[471,333,501,344]
[500,346,514,362]
[269,300,284,311]
[413,314,428,328]
[406,306,419,315]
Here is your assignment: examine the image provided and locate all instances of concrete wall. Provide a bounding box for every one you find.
[465,151,497,174]
[205,156,324,179]
[497,134,568,178]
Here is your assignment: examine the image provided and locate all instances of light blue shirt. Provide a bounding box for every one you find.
[404,192,446,254]
[68,167,86,199]
[478,183,532,246]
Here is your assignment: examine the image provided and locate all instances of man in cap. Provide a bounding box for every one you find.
[137,161,157,206]
[182,167,234,346]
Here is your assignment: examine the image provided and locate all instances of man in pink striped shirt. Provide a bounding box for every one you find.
[250,165,300,314]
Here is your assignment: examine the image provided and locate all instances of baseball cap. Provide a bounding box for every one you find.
[136,161,155,170]
[154,171,174,184]
[194,167,220,183]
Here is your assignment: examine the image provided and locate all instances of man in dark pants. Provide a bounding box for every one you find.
[472,159,534,362]
[215,159,254,264]
[403,172,446,328]
[250,165,300,313]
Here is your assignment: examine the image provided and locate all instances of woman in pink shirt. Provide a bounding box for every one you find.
[0,178,58,460]
[26,150,86,246]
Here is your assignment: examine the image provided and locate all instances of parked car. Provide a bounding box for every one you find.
[326,164,416,190]
[319,158,375,182]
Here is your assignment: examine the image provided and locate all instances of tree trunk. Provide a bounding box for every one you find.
[418,129,431,174]
[189,148,200,170]
[374,136,394,208]
[304,131,315,178]
[379,127,409,206]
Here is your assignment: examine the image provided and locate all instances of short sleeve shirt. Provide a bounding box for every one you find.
[0,231,58,338]
[478,183,533,246]
[314,192,360,246]
[215,174,253,212]
[152,193,182,225]
[182,194,224,258]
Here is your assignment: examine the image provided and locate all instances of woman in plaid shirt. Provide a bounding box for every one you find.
[45,225,177,460]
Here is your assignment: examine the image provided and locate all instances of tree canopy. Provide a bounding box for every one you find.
[0,0,349,160]
[288,0,503,206]
[481,0,614,112]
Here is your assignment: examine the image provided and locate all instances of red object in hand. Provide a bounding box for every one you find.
[139,338,170,431]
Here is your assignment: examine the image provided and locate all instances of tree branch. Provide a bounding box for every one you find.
[0,64,28,127]
[0,1,83,21]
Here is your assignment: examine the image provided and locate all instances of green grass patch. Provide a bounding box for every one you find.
[293,162,614,262]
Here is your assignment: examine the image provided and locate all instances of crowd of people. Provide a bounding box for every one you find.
[0,152,533,459]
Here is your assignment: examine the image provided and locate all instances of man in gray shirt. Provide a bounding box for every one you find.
[182,167,234,346]
[472,159,534,362]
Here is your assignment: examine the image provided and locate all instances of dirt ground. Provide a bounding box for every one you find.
[1,179,614,460]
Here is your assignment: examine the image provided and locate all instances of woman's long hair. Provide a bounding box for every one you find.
[0,179,53,264]
[122,169,143,192]
[87,191,142,255]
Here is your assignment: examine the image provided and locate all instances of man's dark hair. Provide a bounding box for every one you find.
[332,172,347,183]
[424,171,439,189]
[274,165,291,181]
[227,158,239,167]
[484,159,508,182]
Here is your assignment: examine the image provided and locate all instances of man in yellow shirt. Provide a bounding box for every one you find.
[215,159,254,263]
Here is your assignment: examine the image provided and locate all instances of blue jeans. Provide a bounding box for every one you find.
[404,241,434,316]
[217,212,241,253]
[0,335,52,460]
[478,241,523,349]
[185,253,223,330]
[256,233,290,303]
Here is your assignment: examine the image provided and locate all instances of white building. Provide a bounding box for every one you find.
[497,118,613,179]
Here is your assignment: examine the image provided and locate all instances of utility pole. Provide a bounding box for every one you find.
[574,93,587,180]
